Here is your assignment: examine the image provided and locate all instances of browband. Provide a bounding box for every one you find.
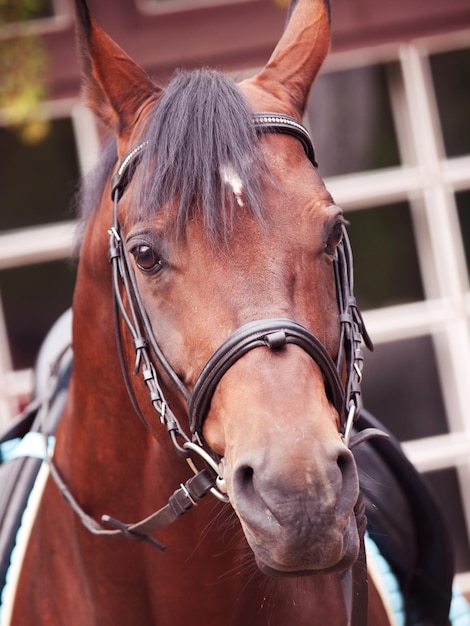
[111,113,317,199]
[252,113,317,167]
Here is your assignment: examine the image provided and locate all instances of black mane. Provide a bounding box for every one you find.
[77,68,267,244]
[133,68,266,242]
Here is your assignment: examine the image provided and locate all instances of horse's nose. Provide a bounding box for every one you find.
[226,435,361,573]
[230,441,358,529]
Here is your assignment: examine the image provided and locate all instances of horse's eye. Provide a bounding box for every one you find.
[131,244,162,274]
[325,222,344,256]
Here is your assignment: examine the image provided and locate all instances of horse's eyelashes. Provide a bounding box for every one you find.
[325,221,344,256]
[130,244,163,274]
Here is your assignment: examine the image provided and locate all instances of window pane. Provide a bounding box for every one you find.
[430,48,470,158]
[362,335,448,441]
[423,468,470,573]
[308,64,401,177]
[456,190,470,273]
[0,118,79,231]
[0,261,76,369]
[347,202,424,310]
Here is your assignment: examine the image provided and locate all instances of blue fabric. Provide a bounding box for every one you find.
[366,532,470,626]
[365,532,406,626]
[0,432,55,462]
[450,588,470,626]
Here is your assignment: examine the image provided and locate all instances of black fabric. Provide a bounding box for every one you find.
[355,409,454,626]
[0,406,37,447]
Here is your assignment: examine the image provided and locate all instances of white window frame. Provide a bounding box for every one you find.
[323,29,470,592]
[0,99,99,425]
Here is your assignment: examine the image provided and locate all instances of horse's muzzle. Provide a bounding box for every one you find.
[225,439,360,575]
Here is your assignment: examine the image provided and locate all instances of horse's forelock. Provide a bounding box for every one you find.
[132,68,267,243]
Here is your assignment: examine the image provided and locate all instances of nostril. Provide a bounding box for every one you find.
[335,447,359,508]
[239,465,254,488]
[335,447,358,493]
[336,450,350,473]
[233,462,257,503]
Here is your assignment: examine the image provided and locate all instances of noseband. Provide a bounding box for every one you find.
[189,318,344,434]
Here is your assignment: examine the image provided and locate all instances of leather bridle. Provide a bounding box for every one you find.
[108,112,373,459]
[45,111,379,624]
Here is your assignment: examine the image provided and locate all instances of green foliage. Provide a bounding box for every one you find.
[0,0,51,143]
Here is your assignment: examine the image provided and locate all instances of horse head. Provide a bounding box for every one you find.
[74,0,363,578]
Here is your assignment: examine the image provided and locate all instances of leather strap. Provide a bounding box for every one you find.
[252,113,318,166]
[102,469,215,547]
[351,495,369,626]
[189,318,344,437]
[340,495,369,626]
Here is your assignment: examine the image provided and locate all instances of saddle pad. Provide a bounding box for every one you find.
[0,461,51,626]
[366,533,470,626]
[0,333,71,616]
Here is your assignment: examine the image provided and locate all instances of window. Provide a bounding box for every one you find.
[0,119,78,231]
[347,201,424,309]
[307,34,470,589]
[0,102,99,421]
[310,63,401,177]
[430,48,470,158]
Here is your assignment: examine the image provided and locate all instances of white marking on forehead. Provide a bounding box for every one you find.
[220,163,244,207]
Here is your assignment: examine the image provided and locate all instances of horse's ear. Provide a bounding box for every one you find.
[245,0,330,116]
[74,0,160,134]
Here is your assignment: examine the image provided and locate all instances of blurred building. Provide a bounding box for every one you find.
[1,0,470,591]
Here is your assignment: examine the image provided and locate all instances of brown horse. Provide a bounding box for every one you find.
[3,0,397,624]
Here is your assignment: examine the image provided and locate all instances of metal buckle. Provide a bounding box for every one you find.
[343,401,357,448]
[183,441,229,503]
